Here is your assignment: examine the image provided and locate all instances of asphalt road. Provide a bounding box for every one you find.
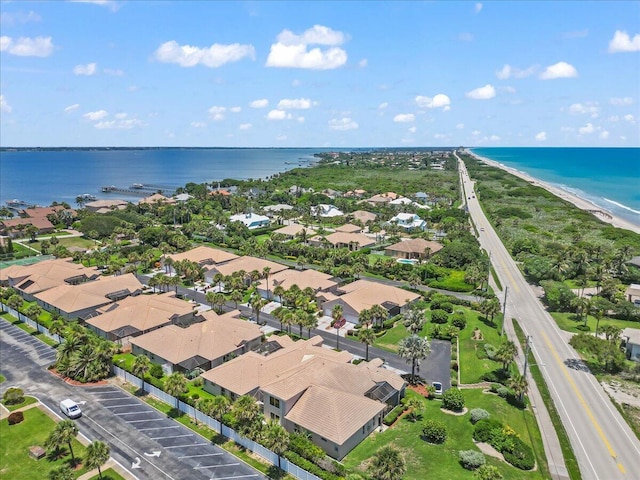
[458,155,640,479]
[0,317,267,480]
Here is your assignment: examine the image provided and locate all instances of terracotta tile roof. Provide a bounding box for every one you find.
[87,292,193,335]
[311,232,375,248]
[367,192,399,203]
[335,224,362,233]
[385,238,443,255]
[270,269,337,292]
[0,258,99,294]
[331,279,420,314]
[130,310,262,366]
[349,211,377,224]
[284,385,385,445]
[139,193,175,205]
[212,256,288,277]
[1,216,55,230]
[167,246,238,266]
[85,199,129,209]
[273,224,316,237]
[34,273,143,314]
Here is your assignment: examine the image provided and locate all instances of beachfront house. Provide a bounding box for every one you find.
[388,213,427,232]
[229,212,271,229]
[385,238,443,260]
[311,204,344,218]
[308,232,375,251]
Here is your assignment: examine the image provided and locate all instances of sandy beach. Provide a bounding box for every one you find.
[466,150,640,235]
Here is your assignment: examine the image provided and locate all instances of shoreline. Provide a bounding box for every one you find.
[466,150,640,235]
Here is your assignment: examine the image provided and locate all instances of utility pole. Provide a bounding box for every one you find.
[521,335,532,403]
[501,286,508,337]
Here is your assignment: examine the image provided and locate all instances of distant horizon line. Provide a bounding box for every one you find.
[1,145,638,150]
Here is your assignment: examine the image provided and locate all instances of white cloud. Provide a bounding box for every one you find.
[154,40,255,68]
[208,106,226,120]
[114,112,127,119]
[578,123,595,135]
[359,58,368,68]
[297,116,305,123]
[328,117,358,131]
[266,25,348,70]
[70,0,121,12]
[276,134,287,141]
[239,123,252,130]
[415,93,451,109]
[624,114,636,123]
[191,121,206,128]
[0,94,12,113]
[0,36,54,57]
[608,30,640,53]
[569,102,599,117]
[472,130,481,136]
[456,123,465,130]
[393,113,415,123]
[600,130,610,140]
[540,61,578,79]
[267,110,291,120]
[489,135,500,141]
[230,106,242,113]
[466,84,496,100]
[291,79,301,87]
[610,97,633,106]
[495,64,536,79]
[535,131,547,141]
[434,133,448,140]
[83,109,108,121]
[458,32,474,42]
[475,3,483,13]
[378,102,388,110]
[408,126,417,134]
[73,62,97,76]
[608,115,620,122]
[0,11,41,25]
[103,68,123,76]
[94,118,145,129]
[64,103,80,113]
[250,99,269,109]
[277,98,313,110]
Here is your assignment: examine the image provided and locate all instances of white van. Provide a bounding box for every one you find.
[60,399,82,419]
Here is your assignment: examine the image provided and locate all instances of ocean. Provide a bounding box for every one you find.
[1,147,638,228]
[0,148,328,207]
[471,147,640,227]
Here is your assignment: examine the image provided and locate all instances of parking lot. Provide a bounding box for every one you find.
[85,385,265,480]
[0,319,57,367]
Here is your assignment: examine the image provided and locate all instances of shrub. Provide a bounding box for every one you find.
[474,464,503,480]
[383,405,404,426]
[283,451,341,480]
[450,360,459,371]
[451,349,458,360]
[289,432,324,463]
[382,318,396,329]
[497,386,510,398]
[473,419,504,443]
[191,376,204,387]
[422,419,447,444]
[484,343,497,359]
[451,313,467,330]
[440,302,454,313]
[490,383,501,393]
[459,450,486,470]
[3,387,24,405]
[575,324,591,332]
[470,408,490,424]
[451,379,458,387]
[149,364,164,379]
[442,388,465,412]
[502,437,535,470]
[7,411,24,425]
[430,309,449,324]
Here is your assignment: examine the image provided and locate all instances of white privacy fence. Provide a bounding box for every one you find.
[112,366,322,480]
[0,303,63,344]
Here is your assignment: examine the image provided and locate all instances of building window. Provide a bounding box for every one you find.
[270,412,280,422]
[269,396,280,408]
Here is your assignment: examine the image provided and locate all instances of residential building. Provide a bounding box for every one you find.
[622,328,640,361]
[165,246,238,275]
[366,192,399,205]
[84,199,129,213]
[0,205,73,237]
[308,232,375,251]
[273,224,316,240]
[208,256,288,282]
[335,224,362,234]
[229,212,271,229]
[311,204,344,218]
[139,193,175,205]
[385,238,443,260]
[86,292,197,345]
[625,284,640,306]
[349,210,377,225]
[258,269,338,300]
[389,213,427,232]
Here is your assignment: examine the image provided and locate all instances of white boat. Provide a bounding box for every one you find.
[132,183,144,189]
[6,199,27,207]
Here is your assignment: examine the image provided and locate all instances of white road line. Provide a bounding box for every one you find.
[103,403,142,408]
[126,418,166,424]
[114,411,155,416]
[89,390,123,395]
[150,434,193,440]
[139,426,182,432]
[215,475,260,480]
[164,443,210,449]
[178,453,223,459]
[97,397,130,401]
[194,463,239,469]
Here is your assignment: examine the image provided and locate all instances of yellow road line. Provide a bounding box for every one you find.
[541,331,622,470]
[496,256,521,294]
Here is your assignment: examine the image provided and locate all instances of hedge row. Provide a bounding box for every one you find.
[283,451,342,480]
[383,404,406,426]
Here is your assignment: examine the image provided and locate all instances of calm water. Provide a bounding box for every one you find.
[471,147,640,227]
[0,148,327,207]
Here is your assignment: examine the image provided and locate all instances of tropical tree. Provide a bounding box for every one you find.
[508,372,528,403]
[45,420,79,466]
[402,306,425,334]
[331,304,344,350]
[398,334,431,383]
[262,266,272,300]
[358,327,377,362]
[164,372,188,408]
[368,445,407,480]
[232,395,261,433]
[369,304,389,328]
[230,289,243,309]
[132,355,151,392]
[210,395,231,433]
[6,294,24,312]
[250,296,268,325]
[205,290,216,310]
[48,466,74,480]
[85,441,110,479]
[480,297,501,325]
[213,292,227,314]
[495,341,518,371]
[601,324,622,344]
[405,397,423,422]
[262,420,290,468]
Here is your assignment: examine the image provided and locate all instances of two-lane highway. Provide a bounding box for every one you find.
[458,154,640,479]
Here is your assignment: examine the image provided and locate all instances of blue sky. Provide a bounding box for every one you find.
[1,1,639,147]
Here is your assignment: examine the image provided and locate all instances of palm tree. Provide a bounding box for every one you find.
[213,292,227,314]
[164,372,188,408]
[368,445,407,480]
[358,327,377,361]
[210,395,231,433]
[232,395,260,429]
[369,304,388,328]
[331,304,344,350]
[402,307,425,334]
[48,466,74,480]
[206,291,216,310]
[49,319,66,341]
[495,341,518,371]
[250,296,268,325]
[230,289,243,309]
[45,420,79,466]
[132,355,151,393]
[481,297,501,325]
[273,284,285,303]
[405,397,423,422]
[508,372,528,403]
[398,334,431,383]
[85,441,110,479]
[262,266,272,300]
[262,420,289,469]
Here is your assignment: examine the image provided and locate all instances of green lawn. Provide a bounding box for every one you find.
[3,395,38,412]
[0,374,5,383]
[550,311,640,334]
[457,308,504,385]
[343,389,547,479]
[0,407,89,479]
[88,467,126,480]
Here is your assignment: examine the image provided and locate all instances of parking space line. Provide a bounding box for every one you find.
[96,396,131,401]
[88,390,122,394]
[215,475,260,480]
[179,453,223,458]
[164,443,210,449]
[194,463,240,469]
[149,434,193,440]
[103,403,142,408]
[139,426,182,432]
[114,411,155,416]
[126,418,167,424]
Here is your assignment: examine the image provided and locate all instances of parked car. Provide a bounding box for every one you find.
[59,399,82,419]
[431,381,443,395]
